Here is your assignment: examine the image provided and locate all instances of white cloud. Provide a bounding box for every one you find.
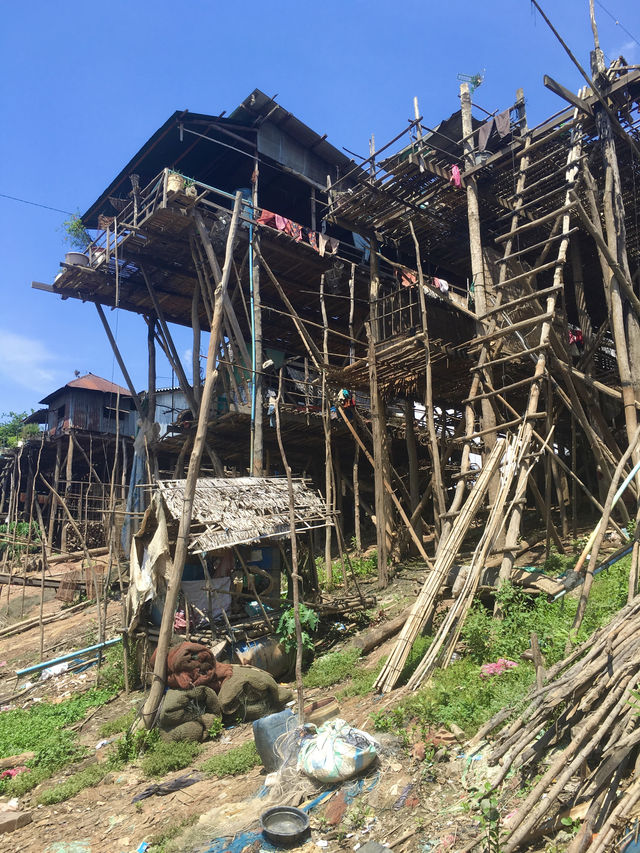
[609,40,639,62]
[0,329,65,394]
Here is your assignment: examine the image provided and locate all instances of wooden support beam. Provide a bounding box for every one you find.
[142,191,243,726]
[254,248,323,369]
[94,304,144,421]
[543,74,594,117]
[338,405,434,569]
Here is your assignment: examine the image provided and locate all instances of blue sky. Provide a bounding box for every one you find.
[1,0,638,415]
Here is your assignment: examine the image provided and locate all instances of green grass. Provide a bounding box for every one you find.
[316,550,377,591]
[141,740,201,778]
[99,709,137,737]
[371,556,632,739]
[37,762,112,805]
[0,686,118,796]
[200,741,260,778]
[147,816,199,853]
[338,658,386,698]
[304,648,362,688]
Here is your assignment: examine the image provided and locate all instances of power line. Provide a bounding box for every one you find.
[596,0,640,52]
[0,192,73,216]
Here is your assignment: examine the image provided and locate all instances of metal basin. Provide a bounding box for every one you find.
[260,806,310,846]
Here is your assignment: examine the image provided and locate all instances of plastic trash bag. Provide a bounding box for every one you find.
[297,718,378,783]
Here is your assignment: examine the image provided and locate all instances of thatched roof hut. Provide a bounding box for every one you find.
[157,476,328,553]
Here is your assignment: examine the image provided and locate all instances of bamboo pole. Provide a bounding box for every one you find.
[320,275,333,587]
[568,426,640,647]
[141,191,243,726]
[274,367,304,723]
[375,438,505,693]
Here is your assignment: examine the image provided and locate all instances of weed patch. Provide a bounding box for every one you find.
[339,658,386,698]
[316,550,377,591]
[37,762,112,805]
[99,709,136,737]
[371,557,632,740]
[141,740,200,778]
[304,648,362,688]
[0,687,117,796]
[147,815,199,853]
[200,741,259,778]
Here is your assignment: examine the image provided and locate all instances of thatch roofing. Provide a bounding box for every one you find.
[156,476,328,553]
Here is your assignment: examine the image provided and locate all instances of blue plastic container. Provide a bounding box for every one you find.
[253,709,296,772]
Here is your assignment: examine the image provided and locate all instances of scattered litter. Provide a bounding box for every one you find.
[95,738,114,750]
[137,843,150,853]
[0,766,28,779]
[40,662,69,681]
[298,718,378,783]
[480,658,518,678]
[131,771,204,802]
[393,783,414,810]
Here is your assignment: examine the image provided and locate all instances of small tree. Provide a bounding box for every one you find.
[0,412,40,449]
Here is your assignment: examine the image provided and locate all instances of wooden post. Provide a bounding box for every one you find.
[403,398,421,549]
[47,439,62,550]
[460,81,498,499]
[61,433,74,553]
[142,191,243,726]
[95,304,144,422]
[367,324,389,587]
[251,188,264,477]
[353,444,362,552]
[191,279,202,404]
[320,275,333,586]
[274,368,304,722]
[409,218,447,536]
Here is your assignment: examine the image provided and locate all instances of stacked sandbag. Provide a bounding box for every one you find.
[158,686,221,742]
[150,641,233,691]
[218,665,293,722]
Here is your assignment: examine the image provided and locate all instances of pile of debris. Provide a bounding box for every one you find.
[471,596,640,852]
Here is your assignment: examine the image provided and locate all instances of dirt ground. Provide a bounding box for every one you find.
[0,560,538,853]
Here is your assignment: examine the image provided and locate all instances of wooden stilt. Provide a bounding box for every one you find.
[320,275,333,587]
[141,191,243,726]
[274,367,305,722]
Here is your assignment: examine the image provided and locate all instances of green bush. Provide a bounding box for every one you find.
[304,648,361,688]
[140,740,200,778]
[276,604,318,654]
[200,741,260,778]
[316,550,377,590]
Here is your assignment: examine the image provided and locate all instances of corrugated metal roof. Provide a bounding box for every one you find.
[40,373,132,405]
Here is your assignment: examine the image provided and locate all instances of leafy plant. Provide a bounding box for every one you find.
[0,411,39,449]
[476,783,501,853]
[276,603,318,654]
[61,214,91,250]
[200,741,260,778]
[208,716,223,739]
[113,727,159,764]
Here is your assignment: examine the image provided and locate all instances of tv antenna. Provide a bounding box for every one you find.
[457,71,485,93]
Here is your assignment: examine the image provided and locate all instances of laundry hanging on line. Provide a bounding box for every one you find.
[477,109,511,152]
